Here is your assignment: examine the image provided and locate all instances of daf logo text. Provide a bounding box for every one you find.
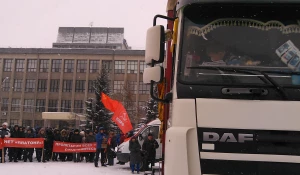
[203,132,253,143]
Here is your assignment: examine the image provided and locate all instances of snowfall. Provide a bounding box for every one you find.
[0,157,161,175]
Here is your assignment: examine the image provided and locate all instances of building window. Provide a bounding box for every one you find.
[37,79,47,92]
[74,100,83,113]
[36,99,45,112]
[138,101,147,108]
[48,100,58,112]
[102,60,112,73]
[16,59,25,72]
[139,81,150,94]
[24,99,34,112]
[2,78,10,91]
[52,60,62,72]
[27,59,37,72]
[64,60,74,73]
[114,60,125,74]
[139,61,146,74]
[75,80,85,92]
[77,60,87,73]
[50,79,60,92]
[61,100,71,112]
[25,79,36,92]
[88,80,94,93]
[0,119,6,125]
[1,98,9,111]
[113,80,124,93]
[4,59,13,72]
[11,99,21,111]
[127,61,138,74]
[63,80,72,92]
[13,79,23,92]
[128,81,137,93]
[90,60,99,73]
[22,120,32,127]
[39,59,49,72]
[10,119,19,126]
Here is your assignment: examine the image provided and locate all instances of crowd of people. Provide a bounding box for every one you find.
[0,122,160,174]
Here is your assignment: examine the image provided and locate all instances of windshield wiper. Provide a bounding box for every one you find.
[187,66,289,100]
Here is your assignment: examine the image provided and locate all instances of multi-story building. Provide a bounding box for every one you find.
[0,48,149,127]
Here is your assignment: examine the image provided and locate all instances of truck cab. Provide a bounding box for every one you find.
[116,119,163,166]
[144,0,300,175]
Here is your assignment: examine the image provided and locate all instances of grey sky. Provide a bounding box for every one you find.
[0,0,167,49]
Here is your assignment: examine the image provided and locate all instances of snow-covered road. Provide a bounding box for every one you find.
[0,160,135,175]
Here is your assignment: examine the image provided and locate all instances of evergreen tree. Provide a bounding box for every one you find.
[143,98,158,124]
[142,86,158,124]
[85,68,113,130]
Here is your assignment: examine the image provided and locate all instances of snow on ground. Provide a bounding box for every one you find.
[1,159,134,175]
[1,158,162,175]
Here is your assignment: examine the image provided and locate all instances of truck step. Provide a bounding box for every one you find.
[152,166,160,169]
[144,171,153,175]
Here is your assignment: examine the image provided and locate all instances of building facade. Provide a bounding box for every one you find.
[0,48,149,127]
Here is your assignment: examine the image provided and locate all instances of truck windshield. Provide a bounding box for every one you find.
[179,4,300,87]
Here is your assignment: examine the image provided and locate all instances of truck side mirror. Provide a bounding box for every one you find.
[145,25,165,65]
[143,66,164,84]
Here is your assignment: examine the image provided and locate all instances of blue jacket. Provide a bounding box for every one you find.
[96,132,107,149]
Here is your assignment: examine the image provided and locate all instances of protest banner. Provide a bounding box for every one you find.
[53,141,96,153]
[2,138,44,148]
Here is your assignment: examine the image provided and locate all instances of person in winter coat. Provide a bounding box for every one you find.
[0,122,10,163]
[44,129,54,161]
[129,137,142,174]
[70,129,82,162]
[23,128,34,162]
[36,128,47,162]
[79,131,86,161]
[142,133,159,171]
[17,127,25,161]
[59,129,69,162]
[9,125,21,162]
[52,129,60,161]
[85,130,96,163]
[95,127,107,167]
[106,132,117,166]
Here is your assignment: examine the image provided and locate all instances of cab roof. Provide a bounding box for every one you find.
[177,0,300,10]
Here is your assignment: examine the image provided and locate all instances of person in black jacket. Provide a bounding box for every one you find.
[142,133,159,171]
[106,132,117,166]
[17,127,25,160]
[129,137,142,174]
[59,129,69,162]
[85,130,96,163]
[52,129,60,161]
[23,128,34,162]
[70,129,82,162]
[10,125,21,162]
[36,128,47,162]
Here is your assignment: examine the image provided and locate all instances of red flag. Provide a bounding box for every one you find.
[111,103,133,134]
[101,92,119,112]
[101,92,133,134]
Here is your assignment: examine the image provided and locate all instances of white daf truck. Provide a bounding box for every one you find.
[143,0,300,175]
